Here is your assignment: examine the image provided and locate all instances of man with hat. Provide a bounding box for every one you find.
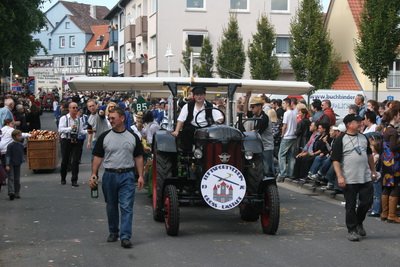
[248,96,275,180]
[331,114,378,241]
[171,86,223,150]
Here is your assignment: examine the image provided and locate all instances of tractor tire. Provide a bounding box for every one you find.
[260,183,280,235]
[239,203,259,222]
[163,184,180,236]
[246,154,263,194]
[152,152,173,222]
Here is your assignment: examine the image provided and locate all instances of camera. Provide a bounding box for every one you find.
[70,126,78,143]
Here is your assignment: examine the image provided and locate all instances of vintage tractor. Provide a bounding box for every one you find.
[152,82,280,236]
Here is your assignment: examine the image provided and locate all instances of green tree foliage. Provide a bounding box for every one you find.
[290,0,340,91]
[248,14,280,80]
[355,0,400,100]
[0,0,47,76]
[195,37,214,78]
[216,15,245,78]
[181,39,193,75]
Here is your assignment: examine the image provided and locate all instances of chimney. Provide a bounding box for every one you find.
[90,5,97,19]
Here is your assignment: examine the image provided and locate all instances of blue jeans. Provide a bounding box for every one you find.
[263,149,275,177]
[309,155,327,174]
[102,170,136,240]
[371,179,382,214]
[278,138,297,177]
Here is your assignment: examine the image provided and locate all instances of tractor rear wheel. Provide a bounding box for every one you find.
[164,185,180,236]
[153,151,173,222]
[260,183,280,235]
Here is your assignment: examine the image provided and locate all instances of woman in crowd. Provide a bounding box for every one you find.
[26,104,41,131]
[380,108,400,223]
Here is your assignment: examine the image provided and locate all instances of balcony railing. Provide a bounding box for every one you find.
[124,61,136,77]
[109,62,118,77]
[124,24,136,43]
[387,74,400,89]
[135,16,148,37]
[109,29,118,46]
[135,61,148,76]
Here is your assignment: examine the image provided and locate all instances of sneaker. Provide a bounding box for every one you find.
[71,183,79,187]
[347,231,360,241]
[356,225,366,237]
[321,185,334,191]
[121,239,132,248]
[107,233,119,242]
[15,193,20,199]
[368,212,380,217]
[61,180,66,185]
[9,193,15,201]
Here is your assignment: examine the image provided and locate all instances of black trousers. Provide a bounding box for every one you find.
[60,139,83,183]
[343,182,373,232]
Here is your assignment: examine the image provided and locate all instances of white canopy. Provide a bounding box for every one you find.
[68,76,314,96]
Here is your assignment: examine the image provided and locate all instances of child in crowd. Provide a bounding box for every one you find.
[5,130,25,200]
[368,134,382,217]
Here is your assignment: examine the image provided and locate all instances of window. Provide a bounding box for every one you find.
[230,0,248,11]
[69,36,76,47]
[93,60,97,68]
[388,60,400,88]
[276,37,290,54]
[120,45,125,63]
[150,0,157,14]
[187,33,205,53]
[150,35,157,57]
[60,57,65,66]
[137,4,142,17]
[65,22,70,29]
[59,36,65,48]
[187,0,205,9]
[48,39,51,50]
[99,59,103,68]
[68,57,72,66]
[272,0,288,12]
[120,12,126,29]
[74,56,79,66]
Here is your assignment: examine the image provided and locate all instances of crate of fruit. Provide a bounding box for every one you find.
[27,130,58,172]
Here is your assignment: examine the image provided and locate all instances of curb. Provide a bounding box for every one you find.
[281,178,345,202]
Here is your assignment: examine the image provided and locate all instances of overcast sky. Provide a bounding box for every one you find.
[41,0,330,13]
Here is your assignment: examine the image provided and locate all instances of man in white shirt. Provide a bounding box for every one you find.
[363,110,377,134]
[171,86,223,151]
[277,98,298,182]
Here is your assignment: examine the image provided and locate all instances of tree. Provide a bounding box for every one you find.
[248,14,280,80]
[195,37,214,78]
[181,39,193,76]
[355,0,400,100]
[290,0,340,92]
[0,0,47,77]
[216,15,246,78]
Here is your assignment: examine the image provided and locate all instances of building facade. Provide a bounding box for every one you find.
[105,0,299,79]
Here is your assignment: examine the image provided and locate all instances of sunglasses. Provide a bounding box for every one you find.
[71,106,79,109]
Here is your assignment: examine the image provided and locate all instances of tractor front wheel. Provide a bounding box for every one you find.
[164,185,180,236]
[260,183,280,235]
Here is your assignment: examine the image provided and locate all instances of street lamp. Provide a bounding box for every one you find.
[9,61,13,92]
[164,44,174,77]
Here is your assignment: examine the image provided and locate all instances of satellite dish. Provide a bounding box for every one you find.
[126,51,134,61]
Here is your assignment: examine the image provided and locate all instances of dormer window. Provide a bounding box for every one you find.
[96,35,104,46]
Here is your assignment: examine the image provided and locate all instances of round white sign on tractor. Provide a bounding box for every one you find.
[200,164,246,211]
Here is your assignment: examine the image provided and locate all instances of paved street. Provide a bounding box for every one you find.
[1,113,400,267]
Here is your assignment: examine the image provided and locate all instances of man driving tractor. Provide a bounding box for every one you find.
[171,86,224,150]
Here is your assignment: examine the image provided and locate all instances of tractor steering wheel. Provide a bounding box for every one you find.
[194,107,225,128]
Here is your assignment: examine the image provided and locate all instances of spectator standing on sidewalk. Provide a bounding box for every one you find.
[331,114,378,242]
[322,100,336,126]
[5,130,25,200]
[355,94,367,118]
[89,106,144,249]
[277,98,297,181]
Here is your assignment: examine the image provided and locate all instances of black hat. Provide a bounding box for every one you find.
[343,114,363,125]
[192,86,206,95]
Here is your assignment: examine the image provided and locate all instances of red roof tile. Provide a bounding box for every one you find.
[84,25,109,52]
[348,0,365,31]
[331,62,362,90]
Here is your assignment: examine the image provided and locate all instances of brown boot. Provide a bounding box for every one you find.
[381,195,389,221]
[387,196,400,223]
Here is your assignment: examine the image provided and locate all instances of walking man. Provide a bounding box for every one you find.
[89,106,144,248]
[331,114,377,241]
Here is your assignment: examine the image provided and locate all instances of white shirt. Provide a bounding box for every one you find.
[53,101,58,111]
[363,124,377,134]
[177,102,223,127]
[0,126,30,154]
[58,114,87,139]
[282,109,297,139]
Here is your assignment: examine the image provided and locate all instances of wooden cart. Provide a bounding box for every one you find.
[27,139,58,172]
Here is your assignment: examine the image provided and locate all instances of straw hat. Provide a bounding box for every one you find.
[249,96,264,105]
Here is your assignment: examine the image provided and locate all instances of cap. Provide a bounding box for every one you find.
[343,114,363,125]
[159,99,166,104]
[192,86,206,95]
[249,96,264,105]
